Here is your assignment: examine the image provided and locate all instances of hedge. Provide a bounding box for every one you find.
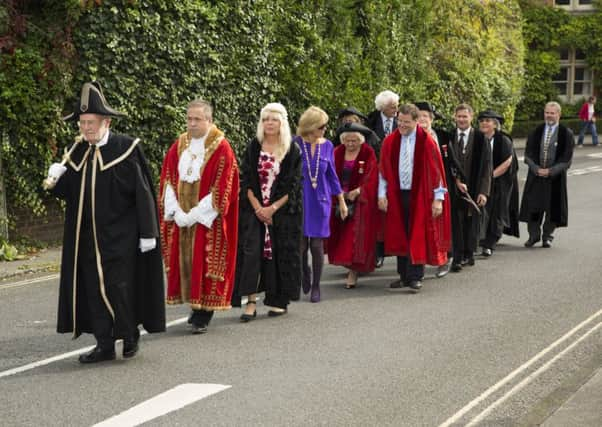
[1,0,525,235]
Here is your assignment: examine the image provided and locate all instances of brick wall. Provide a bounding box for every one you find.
[9,198,64,244]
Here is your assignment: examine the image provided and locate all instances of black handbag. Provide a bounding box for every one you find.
[335,200,355,220]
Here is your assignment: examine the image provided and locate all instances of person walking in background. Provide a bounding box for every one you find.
[367,90,399,269]
[577,96,598,147]
[233,103,302,320]
[328,123,379,289]
[477,110,520,257]
[378,104,451,293]
[448,103,492,272]
[159,99,239,334]
[46,81,165,363]
[520,102,574,248]
[296,106,348,303]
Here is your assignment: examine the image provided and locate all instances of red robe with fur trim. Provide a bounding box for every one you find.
[328,143,379,272]
[159,126,239,310]
[379,126,451,265]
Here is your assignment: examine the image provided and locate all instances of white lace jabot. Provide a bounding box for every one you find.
[178,136,205,183]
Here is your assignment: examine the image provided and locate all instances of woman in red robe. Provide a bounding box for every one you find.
[328,123,379,288]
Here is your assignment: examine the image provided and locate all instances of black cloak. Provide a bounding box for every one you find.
[51,132,166,338]
[519,123,574,227]
[233,138,303,304]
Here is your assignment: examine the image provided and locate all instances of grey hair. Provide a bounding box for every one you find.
[187,99,213,121]
[374,90,400,111]
[340,131,365,143]
[545,101,562,114]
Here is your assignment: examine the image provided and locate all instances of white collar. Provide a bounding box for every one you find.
[89,129,110,148]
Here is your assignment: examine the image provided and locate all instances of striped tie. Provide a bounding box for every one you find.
[400,137,412,189]
[542,126,552,167]
[384,118,392,136]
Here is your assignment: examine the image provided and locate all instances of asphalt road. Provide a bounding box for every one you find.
[1,146,601,426]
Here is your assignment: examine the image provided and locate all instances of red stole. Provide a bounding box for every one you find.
[159,127,239,310]
[328,143,378,272]
[379,126,451,265]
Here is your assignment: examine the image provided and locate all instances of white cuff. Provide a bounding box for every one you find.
[139,238,156,253]
[189,193,219,228]
[164,184,179,221]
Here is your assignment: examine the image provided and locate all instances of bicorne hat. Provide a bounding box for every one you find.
[337,107,368,122]
[477,109,504,125]
[63,81,125,121]
[414,101,444,120]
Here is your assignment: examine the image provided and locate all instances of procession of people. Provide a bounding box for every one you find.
[45,82,575,363]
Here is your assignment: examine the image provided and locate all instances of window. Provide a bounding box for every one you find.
[554,0,594,11]
[555,48,595,102]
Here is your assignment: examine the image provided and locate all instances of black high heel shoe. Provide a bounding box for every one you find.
[240,301,257,323]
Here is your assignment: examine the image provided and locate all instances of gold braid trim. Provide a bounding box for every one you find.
[205,155,226,282]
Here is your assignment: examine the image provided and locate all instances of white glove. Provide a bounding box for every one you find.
[139,238,156,253]
[48,163,67,181]
[163,184,179,221]
[174,208,194,228]
[188,193,219,228]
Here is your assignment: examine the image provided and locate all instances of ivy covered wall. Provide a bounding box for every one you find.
[1,0,525,239]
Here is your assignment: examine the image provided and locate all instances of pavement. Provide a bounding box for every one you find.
[0,245,61,282]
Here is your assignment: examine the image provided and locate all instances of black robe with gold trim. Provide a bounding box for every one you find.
[51,132,166,338]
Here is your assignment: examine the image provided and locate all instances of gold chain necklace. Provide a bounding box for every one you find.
[303,140,320,189]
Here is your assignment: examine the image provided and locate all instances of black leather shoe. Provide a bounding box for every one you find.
[524,238,540,248]
[187,311,194,324]
[482,248,492,257]
[375,256,384,268]
[267,308,287,317]
[79,346,116,364]
[240,301,257,323]
[408,280,422,293]
[436,263,449,278]
[461,257,475,266]
[542,239,552,248]
[387,279,407,291]
[123,340,139,359]
[191,324,208,334]
[450,263,462,272]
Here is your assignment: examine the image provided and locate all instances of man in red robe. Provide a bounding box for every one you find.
[378,103,451,292]
[159,100,239,333]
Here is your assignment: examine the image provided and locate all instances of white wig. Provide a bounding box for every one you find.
[257,102,291,162]
[374,90,400,111]
[340,131,365,143]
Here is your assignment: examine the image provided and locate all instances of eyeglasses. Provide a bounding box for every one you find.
[317,124,328,130]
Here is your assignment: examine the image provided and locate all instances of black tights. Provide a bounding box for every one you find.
[301,237,324,289]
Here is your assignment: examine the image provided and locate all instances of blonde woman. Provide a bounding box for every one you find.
[233,103,303,320]
[295,106,347,302]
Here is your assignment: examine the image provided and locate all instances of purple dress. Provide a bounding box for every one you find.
[295,136,342,238]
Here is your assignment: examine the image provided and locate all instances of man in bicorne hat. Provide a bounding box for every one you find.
[158,99,239,334]
[46,81,165,363]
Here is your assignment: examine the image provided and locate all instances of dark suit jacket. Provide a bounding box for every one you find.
[366,110,398,141]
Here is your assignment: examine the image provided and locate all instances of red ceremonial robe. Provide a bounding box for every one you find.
[328,143,379,272]
[379,126,451,266]
[159,125,239,310]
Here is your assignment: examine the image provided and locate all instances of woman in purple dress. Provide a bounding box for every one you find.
[295,106,347,302]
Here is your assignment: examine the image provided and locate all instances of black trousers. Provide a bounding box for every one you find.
[451,206,479,263]
[527,211,556,241]
[396,190,424,282]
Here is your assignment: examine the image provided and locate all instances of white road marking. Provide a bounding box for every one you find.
[0,317,188,379]
[438,307,602,427]
[93,383,231,427]
[586,152,602,159]
[466,320,602,426]
[568,165,602,176]
[0,273,60,290]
